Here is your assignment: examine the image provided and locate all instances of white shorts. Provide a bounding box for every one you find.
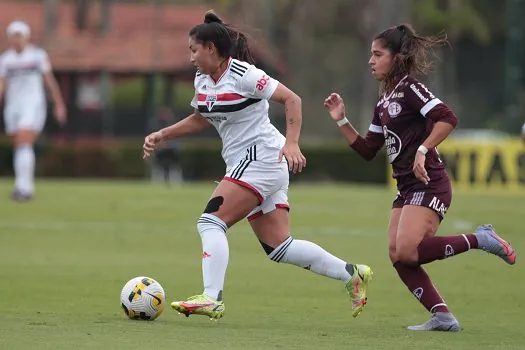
[224,159,289,221]
[4,102,47,134]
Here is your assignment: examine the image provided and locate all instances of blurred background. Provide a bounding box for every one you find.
[0,0,524,189]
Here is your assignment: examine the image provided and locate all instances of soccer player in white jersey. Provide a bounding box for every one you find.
[0,21,66,201]
[143,11,373,320]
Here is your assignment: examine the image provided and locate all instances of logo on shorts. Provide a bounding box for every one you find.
[388,102,402,117]
[445,244,454,257]
[413,287,423,300]
[205,95,217,111]
[383,126,402,163]
[429,196,448,217]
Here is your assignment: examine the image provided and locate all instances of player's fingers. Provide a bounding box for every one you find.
[297,157,304,173]
[287,154,296,172]
[278,149,284,163]
[292,156,300,174]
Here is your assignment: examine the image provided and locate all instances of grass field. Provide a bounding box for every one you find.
[0,179,524,349]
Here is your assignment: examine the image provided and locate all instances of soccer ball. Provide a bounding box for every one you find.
[120,276,166,321]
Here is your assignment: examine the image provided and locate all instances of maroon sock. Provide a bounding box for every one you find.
[393,262,449,313]
[417,234,478,264]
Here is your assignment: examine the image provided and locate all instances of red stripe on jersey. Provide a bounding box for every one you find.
[197,93,245,102]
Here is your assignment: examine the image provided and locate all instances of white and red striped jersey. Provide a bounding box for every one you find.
[191,58,285,168]
[0,44,51,107]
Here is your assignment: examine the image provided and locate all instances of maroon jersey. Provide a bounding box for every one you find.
[376,75,447,177]
[350,75,458,218]
[352,75,457,181]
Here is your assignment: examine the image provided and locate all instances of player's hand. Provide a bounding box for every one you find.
[143,131,163,159]
[323,93,346,121]
[279,141,306,174]
[54,104,67,125]
[413,151,430,185]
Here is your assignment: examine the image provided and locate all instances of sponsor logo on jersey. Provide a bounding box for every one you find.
[410,83,429,103]
[429,196,448,217]
[410,83,435,103]
[256,74,270,91]
[383,126,402,163]
[392,92,404,99]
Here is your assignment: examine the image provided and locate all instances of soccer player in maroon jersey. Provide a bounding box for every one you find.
[324,23,517,331]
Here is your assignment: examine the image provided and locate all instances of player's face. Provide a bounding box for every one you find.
[8,33,29,51]
[369,39,393,81]
[188,36,216,74]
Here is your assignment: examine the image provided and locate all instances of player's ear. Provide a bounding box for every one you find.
[204,41,216,54]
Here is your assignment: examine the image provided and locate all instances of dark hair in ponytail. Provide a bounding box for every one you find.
[189,10,255,64]
[375,23,448,91]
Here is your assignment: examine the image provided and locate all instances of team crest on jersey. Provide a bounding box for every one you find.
[205,95,217,111]
[388,102,402,118]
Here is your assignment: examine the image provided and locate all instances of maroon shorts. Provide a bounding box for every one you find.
[392,169,452,221]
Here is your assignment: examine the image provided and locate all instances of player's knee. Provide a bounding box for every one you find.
[396,243,418,265]
[196,213,228,235]
[15,130,37,146]
[203,196,224,214]
[388,243,398,263]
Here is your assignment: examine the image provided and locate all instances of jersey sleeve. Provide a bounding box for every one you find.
[38,50,52,74]
[238,66,279,100]
[368,112,383,134]
[404,80,442,118]
[350,109,385,161]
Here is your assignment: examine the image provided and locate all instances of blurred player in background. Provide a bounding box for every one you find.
[0,20,66,201]
[521,121,525,145]
[144,11,372,320]
[324,23,516,331]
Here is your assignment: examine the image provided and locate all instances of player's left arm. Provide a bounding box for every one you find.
[40,50,66,124]
[406,81,458,184]
[239,66,306,173]
[406,81,458,151]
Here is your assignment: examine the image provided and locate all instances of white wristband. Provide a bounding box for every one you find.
[336,117,350,127]
[417,145,429,155]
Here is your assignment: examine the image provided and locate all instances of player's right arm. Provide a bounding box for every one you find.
[143,109,210,159]
[324,93,384,161]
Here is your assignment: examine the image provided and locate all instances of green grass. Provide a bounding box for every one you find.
[0,180,524,349]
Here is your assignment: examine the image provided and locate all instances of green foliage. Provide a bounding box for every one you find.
[111,77,194,109]
[0,138,387,183]
[411,0,491,44]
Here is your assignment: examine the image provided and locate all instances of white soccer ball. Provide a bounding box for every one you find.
[120,276,166,321]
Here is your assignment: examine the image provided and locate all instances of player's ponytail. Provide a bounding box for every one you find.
[375,23,448,92]
[189,10,255,64]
